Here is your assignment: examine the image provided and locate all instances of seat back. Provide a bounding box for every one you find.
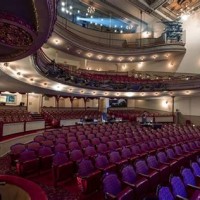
[166,148,176,159]
[109,151,121,163]
[170,176,187,198]
[38,146,53,157]
[70,149,83,162]
[157,185,174,200]
[84,146,96,157]
[147,155,158,168]
[19,149,37,162]
[121,147,132,159]
[191,162,200,176]
[95,154,109,168]
[135,160,148,174]
[78,159,95,176]
[54,143,67,153]
[121,165,137,184]
[53,152,69,166]
[181,167,196,186]
[103,173,122,196]
[157,151,168,163]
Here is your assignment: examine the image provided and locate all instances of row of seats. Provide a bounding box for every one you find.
[157,161,200,200]
[41,109,101,121]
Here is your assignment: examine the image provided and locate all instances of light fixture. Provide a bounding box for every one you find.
[87,2,95,15]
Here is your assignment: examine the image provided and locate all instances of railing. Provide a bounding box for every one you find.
[55,16,185,49]
[33,49,200,92]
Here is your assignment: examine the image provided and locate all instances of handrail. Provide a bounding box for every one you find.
[55,16,185,49]
[32,49,200,92]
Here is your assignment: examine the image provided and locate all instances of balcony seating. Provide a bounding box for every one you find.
[38,146,54,171]
[121,165,149,199]
[16,149,39,176]
[102,173,134,200]
[52,152,74,187]
[135,159,159,191]
[76,159,101,194]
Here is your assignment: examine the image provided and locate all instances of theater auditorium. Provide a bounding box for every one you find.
[1,0,200,199]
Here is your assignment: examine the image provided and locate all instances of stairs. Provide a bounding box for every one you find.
[30,113,52,129]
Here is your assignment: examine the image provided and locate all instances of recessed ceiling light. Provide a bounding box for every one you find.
[128,57,135,61]
[107,56,113,61]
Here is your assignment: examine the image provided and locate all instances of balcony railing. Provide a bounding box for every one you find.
[33,49,200,92]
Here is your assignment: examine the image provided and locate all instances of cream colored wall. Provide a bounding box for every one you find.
[43,96,55,107]
[27,94,41,113]
[174,96,200,116]
[64,98,71,107]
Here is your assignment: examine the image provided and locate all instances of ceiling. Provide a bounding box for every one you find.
[1,0,200,98]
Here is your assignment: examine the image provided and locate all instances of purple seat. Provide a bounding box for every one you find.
[54,143,68,154]
[80,139,91,148]
[77,134,87,142]
[109,151,128,170]
[173,145,189,165]
[146,155,170,182]
[107,141,120,151]
[191,162,200,177]
[10,143,26,165]
[77,159,101,194]
[87,134,95,140]
[67,136,77,143]
[84,146,97,158]
[139,143,156,154]
[135,159,159,191]
[55,138,66,144]
[101,136,109,143]
[41,140,54,150]
[38,146,54,171]
[181,143,197,160]
[70,149,84,163]
[157,185,174,200]
[157,151,178,173]
[34,135,45,143]
[27,141,41,154]
[125,138,135,147]
[121,165,149,199]
[17,149,39,176]
[103,173,134,200]
[45,134,56,142]
[91,138,101,146]
[120,147,138,163]
[116,139,127,148]
[95,154,116,173]
[52,152,74,187]
[68,141,80,150]
[166,148,185,167]
[130,145,147,159]
[96,143,109,154]
[181,167,200,188]
[170,175,200,199]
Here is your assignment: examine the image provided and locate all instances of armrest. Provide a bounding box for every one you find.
[123,180,136,188]
[149,166,160,171]
[175,195,188,200]
[187,184,200,190]
[79,170,101,180]
[106,192,116,199]
[116,187,134,199]
[138,173,150,179]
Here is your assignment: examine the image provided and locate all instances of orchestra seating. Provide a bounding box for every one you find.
[7,122,200,198]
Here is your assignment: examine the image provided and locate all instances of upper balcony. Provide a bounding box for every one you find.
[47,13,186,62]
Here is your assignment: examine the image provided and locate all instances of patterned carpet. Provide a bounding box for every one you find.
[0,154,81,200]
